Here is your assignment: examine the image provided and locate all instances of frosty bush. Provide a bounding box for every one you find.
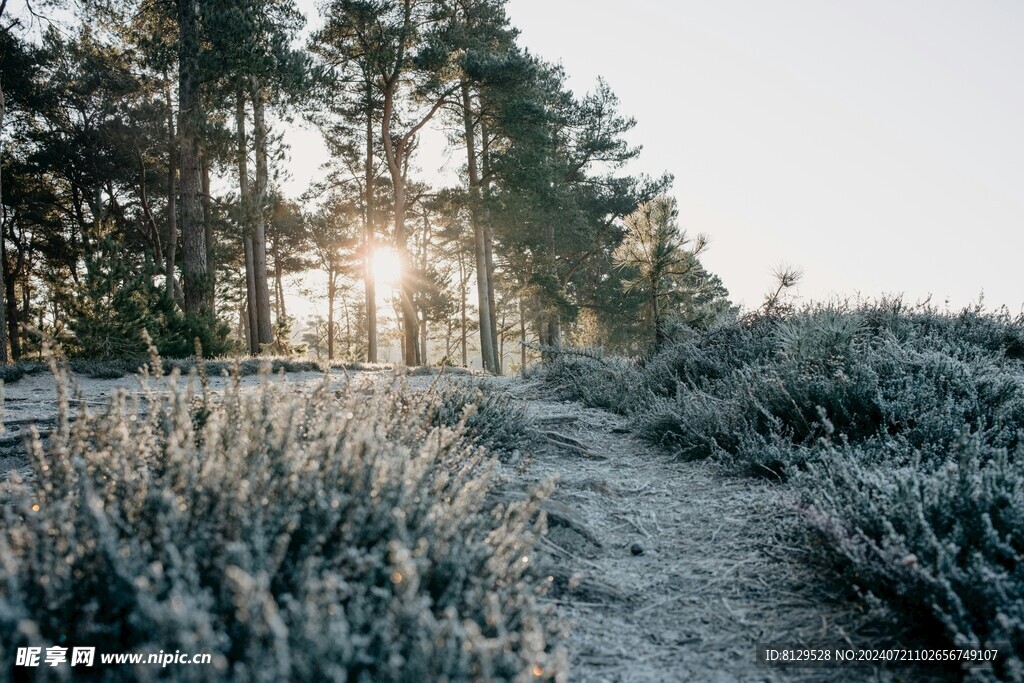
[540,299,1024,678]
[428,379,530,456]
[537,353,642,414]
[799,435,1024,678]
[0,357,563,681]
[1,356,329,384]
[545,301,1024,474]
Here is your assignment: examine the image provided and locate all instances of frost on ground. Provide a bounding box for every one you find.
[500,378,952,683]
[2,369,952,681]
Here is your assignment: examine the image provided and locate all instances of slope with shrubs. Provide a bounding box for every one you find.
[0,355,563,681]
[540,300,1024,680]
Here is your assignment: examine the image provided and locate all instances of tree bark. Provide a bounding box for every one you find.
[0,80,8,364]
[363,80,378,363]
[236,91,259,354]
[460,82,495,373]
[271,229,285,323]
[274,239,285,322]
[343,295,351,359]
[251,80,273,347]
[178,0,209,317]
[243,239,258,354]
[519,298,527,374]
[458,247,467,367]
[498,304,506,368]
[547,315,562,349]
[419,212,429,364]
[381,78,421,367]
[165,78,179,303]
[480,117,501,374]
[239,304,248,349]
[327,265,336,361]
[5,267,19,360]
[201,145,214,309]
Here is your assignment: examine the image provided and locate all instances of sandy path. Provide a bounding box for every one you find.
[506,379,917,683]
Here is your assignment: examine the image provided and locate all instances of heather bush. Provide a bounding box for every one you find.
[547,301,1024,473]
[536,352,641,414]
[0,361,47,384]
[540,299,1024,678]
[1,356,330,384]
[429,379,530,456]
[0,357,563,681]
[799,435,1024,678]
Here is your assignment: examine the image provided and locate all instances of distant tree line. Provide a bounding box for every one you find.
[0,0,730,369]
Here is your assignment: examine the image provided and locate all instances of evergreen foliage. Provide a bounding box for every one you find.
[69,239,234,359]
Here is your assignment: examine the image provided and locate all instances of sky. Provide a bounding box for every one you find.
[283,0,1024,312]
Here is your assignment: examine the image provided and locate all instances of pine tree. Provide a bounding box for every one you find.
[613,195,709,348]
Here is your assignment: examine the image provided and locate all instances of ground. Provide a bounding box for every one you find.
[1,368,946,681]
[502,378,933,683]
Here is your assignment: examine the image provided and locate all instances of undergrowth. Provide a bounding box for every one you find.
[0,351,562,681]
[539,298,1024,679]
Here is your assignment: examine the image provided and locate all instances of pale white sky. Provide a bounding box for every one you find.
[285,0,1024,312]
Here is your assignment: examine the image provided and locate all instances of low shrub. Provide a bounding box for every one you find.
[539,299,1024,678]
[429,379,531,457]
[799,434,1024,678]
[0,358,564,681]
[0,361,47,384]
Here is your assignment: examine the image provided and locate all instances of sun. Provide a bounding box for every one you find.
[371,247,403,288]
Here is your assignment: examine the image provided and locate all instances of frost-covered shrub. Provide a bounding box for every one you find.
[540,300,1024,677]
[548,302,1024,473]
[0,361,47,384]
[799,434,1024,679]
[0,359,564,681]
[537,353,641,414]
[429,379,530,456]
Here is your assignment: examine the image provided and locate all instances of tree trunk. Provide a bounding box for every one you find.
[0,80,8,363]
[519,298,527,374]
[239,304,249,349]
[539,216,561,360]
[363,81,378,363]
[178,0,209,317]
[327,266,336,361]
[460,82,495,373]
[5,270,19,361]
[547,315,562,350]
[652,286,664,348]
[381,89,419,367]
[498,305,506,369]
[343,294,351,359]
[243,239,259,354]
[165,78,179,303]
[251,80,273,347]
[273,233,285,322]
[419,212,429,364]
[480,117,501,374]
[20,269,29,357]
[236,92,259,354]
[201,145,214,309]
[458,247,467,367]
[395,186,419,366]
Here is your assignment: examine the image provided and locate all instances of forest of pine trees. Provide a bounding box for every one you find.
[0,0,730,370]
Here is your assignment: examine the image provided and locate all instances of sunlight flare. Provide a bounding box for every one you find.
[371,247,402,289]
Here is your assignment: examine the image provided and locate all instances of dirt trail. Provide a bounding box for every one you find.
[506,379,907,683]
